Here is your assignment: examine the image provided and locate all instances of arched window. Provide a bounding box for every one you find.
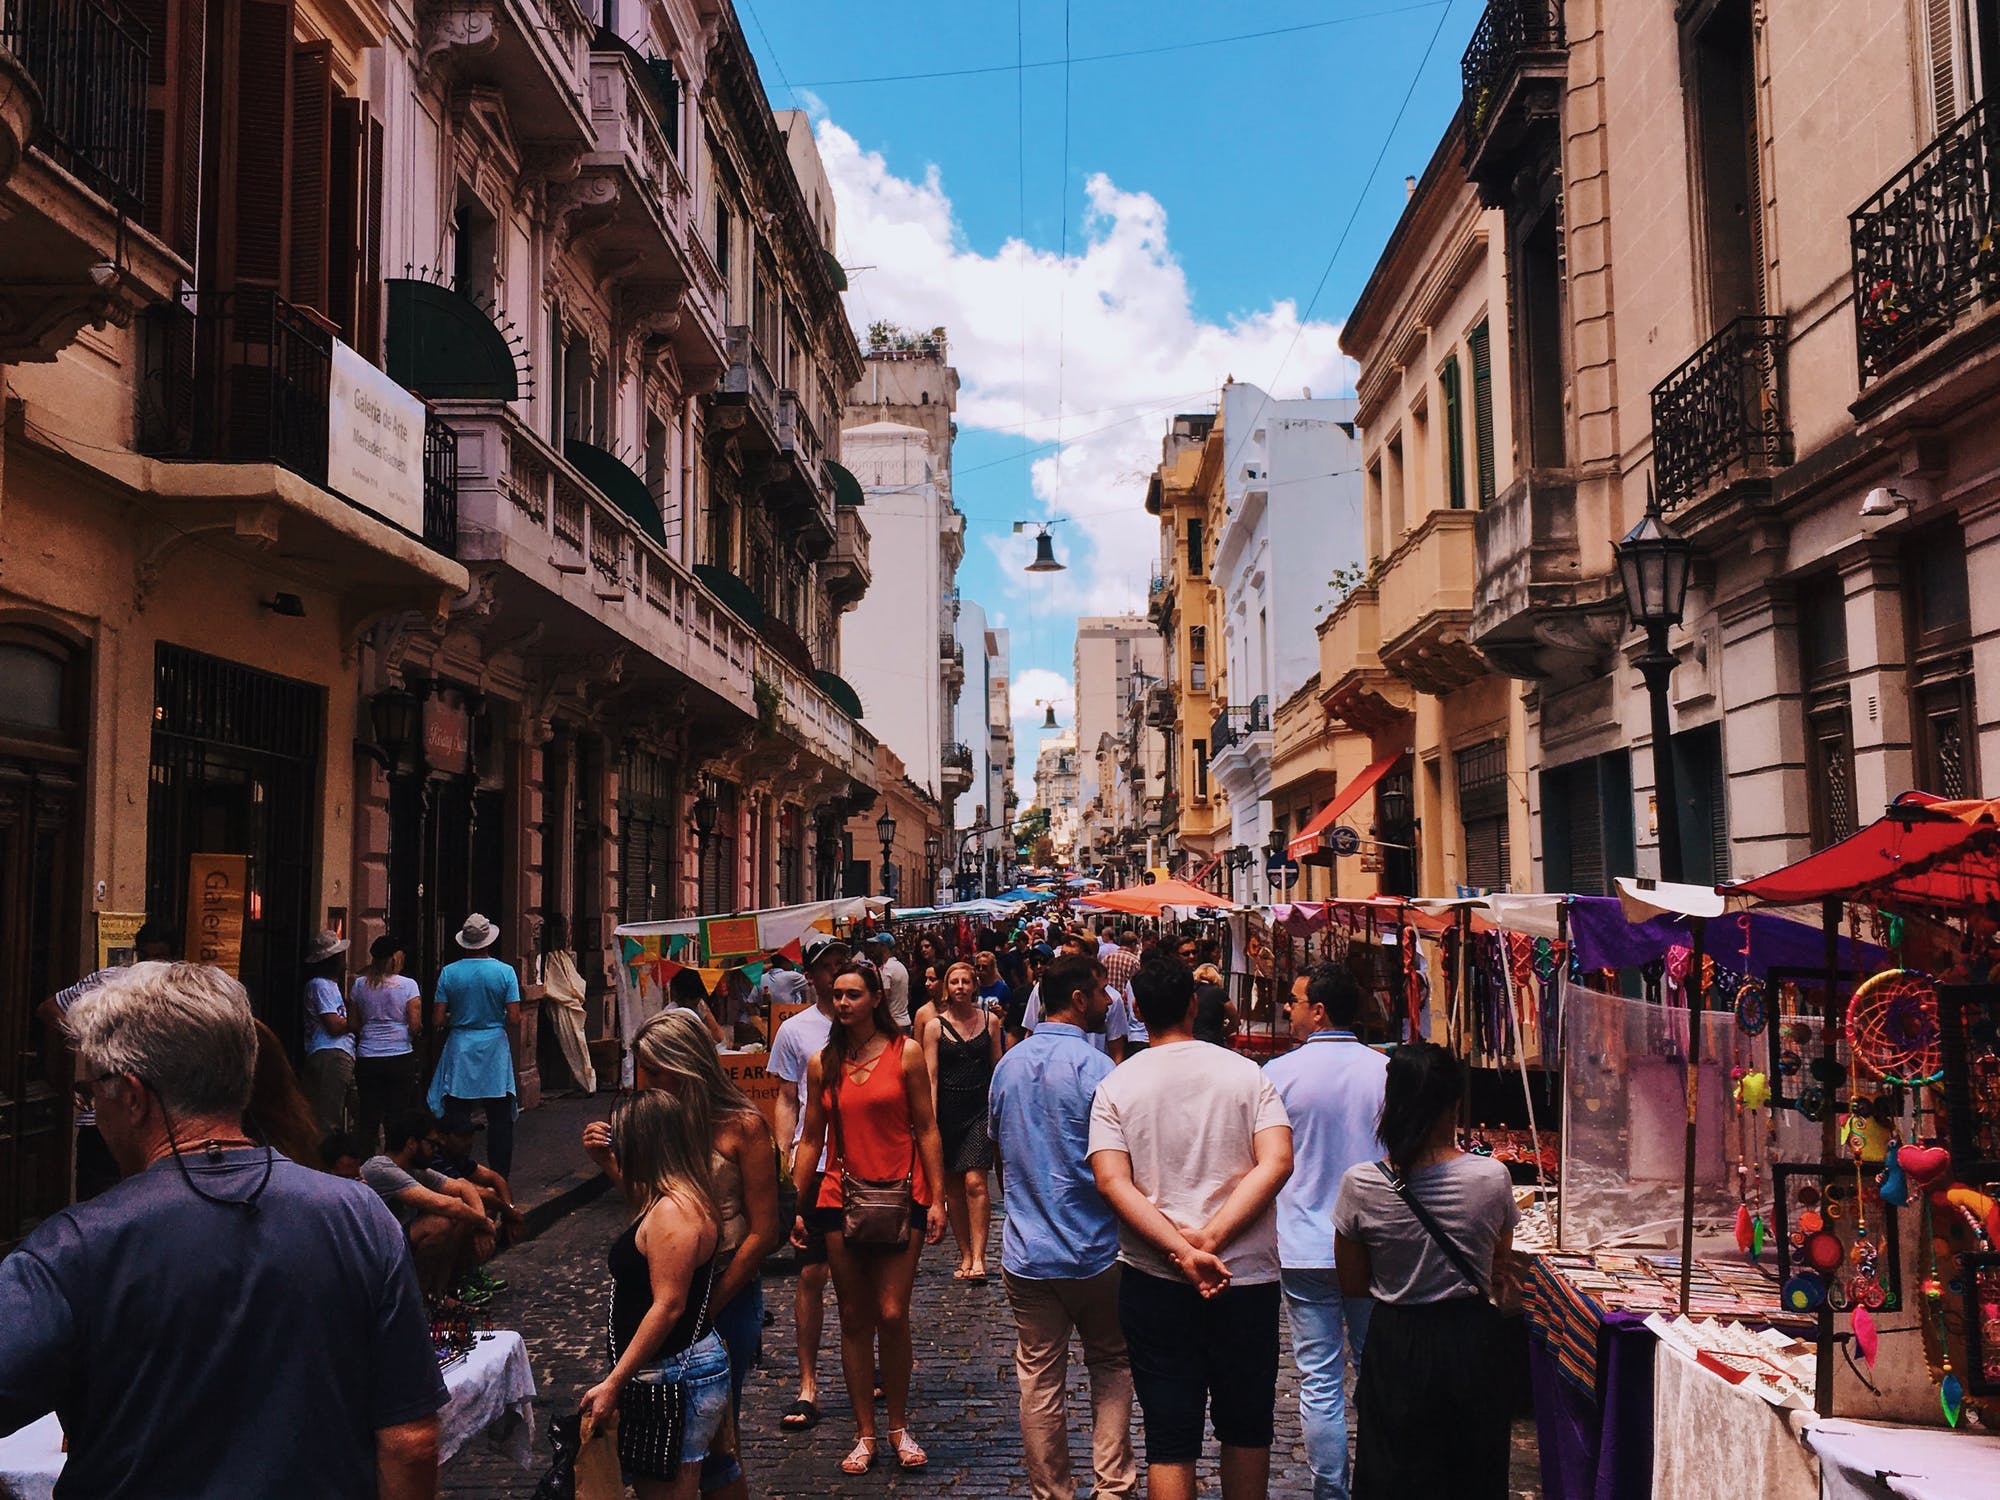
[0,627,81,745]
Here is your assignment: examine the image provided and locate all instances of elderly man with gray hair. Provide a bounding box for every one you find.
[0,962,448,1498]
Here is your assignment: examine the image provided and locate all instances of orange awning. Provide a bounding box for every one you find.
[1286,751,1406,860]
[1080,879,1240,915]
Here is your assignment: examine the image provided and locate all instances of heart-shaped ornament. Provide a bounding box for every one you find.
[1899,1144,1952,1190]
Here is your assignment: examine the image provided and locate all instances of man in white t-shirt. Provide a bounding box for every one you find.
[767,931,848,1432]
[866,931,911,1027]
[1089,956,1293,1500]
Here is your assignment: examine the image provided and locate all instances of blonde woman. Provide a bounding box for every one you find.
[586,1010,780,1500]
[580,1089,730,1499]
[920,961,1001,1280]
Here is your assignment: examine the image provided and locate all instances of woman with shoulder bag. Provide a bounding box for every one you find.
[1333,1041,1519,1500]
[580,1089,732,1499]
[789,961,948,1476]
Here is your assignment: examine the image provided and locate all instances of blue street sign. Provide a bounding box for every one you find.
[1265,853,1300,887]
[1329,825,1362,857]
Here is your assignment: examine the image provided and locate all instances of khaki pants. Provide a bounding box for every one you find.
[301,1048,354,1135]
[1003,1265,1138,1500]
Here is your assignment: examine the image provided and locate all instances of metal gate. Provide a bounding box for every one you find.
[147,645,324,1054]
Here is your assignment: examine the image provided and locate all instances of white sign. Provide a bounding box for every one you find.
[328,341,425,534]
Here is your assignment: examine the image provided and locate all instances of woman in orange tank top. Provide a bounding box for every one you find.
[789,960,947,1475]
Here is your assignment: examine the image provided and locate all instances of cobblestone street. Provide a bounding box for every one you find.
[442,1186,1542,1497]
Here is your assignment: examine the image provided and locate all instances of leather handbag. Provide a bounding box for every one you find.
[830,1044,916,1247]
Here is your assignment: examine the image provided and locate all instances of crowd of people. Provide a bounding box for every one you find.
[1,904,1523,1500]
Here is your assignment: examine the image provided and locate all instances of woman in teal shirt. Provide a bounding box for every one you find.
[427,912,521,1176]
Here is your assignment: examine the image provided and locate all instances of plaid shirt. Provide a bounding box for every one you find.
[1103,945,1142,995]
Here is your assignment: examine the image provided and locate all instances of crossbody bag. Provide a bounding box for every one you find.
[1374,1160,1495,1306]
[830,1039,916,1247]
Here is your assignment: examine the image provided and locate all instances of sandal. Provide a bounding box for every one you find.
[887,1428,927,1469]
[840,1436,879,1475]
[780,1399,820,1431]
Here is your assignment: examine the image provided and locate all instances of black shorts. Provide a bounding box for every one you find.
[797,1213,829,1266]
[1118,1267,1281,1462]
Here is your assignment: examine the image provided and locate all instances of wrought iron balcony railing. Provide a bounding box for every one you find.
[1,0,148,211]
[1208,697,1271,759]
[1850,93,2000,385]
[139,288,458,556]
[941,741,974,771]
[1461,0,1564,137]
[1650,316,1790,510]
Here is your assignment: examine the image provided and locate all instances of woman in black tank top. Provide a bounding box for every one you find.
[581,1090,733,1496]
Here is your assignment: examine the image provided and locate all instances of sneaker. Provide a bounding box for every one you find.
[466,1267,508,1295]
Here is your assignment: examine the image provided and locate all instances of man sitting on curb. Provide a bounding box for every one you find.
[362,1111,495,1300]
[432,1107,525,1249]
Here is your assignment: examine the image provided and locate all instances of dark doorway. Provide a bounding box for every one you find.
[147,644,324,1055]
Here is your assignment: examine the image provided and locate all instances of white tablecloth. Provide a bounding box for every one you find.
[1650,1340,1818,1500]
[1804,1417,2000,1500]
[0,1329,535,1497]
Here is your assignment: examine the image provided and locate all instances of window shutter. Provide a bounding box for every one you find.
[288,43,332,312]
[1469,322,1497,505]
[1440,355,1467,509]
[360,114,385,359]
[1926,0,1968,135]
[325,96,363,345]
[132,0,204,263]
[228,0,293,289]
[647,58,679,154]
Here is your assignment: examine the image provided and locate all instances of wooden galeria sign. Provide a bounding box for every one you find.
[185,853,249,976]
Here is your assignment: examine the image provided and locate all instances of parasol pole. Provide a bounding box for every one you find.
[1815,896,1840,1417]
[1680,914,1705,1315]
[1556,897,1569,1249]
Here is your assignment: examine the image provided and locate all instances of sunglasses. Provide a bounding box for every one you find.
[72,1072,126,1111]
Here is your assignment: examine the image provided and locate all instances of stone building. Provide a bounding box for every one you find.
[0,0,876,1238]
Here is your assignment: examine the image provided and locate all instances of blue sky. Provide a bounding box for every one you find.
[740,1,1481,796]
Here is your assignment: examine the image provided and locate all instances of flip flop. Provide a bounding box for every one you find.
[781,1399,820,1431]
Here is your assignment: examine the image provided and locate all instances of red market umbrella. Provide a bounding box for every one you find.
[1724,794,2000,911]
[1080,879,1240,915]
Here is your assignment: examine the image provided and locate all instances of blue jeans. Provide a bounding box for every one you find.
[1282,1268,1372,1500]
[699,1283,764,1492]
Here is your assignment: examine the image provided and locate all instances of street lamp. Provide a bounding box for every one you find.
[924,832,941,902]
[1613,478,1696,883]
[876,810,898,896]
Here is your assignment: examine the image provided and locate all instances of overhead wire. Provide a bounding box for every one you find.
[790,2,1450,87]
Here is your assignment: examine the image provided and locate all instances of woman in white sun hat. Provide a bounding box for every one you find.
[300,928,354,1133]
[427,912,522,1177]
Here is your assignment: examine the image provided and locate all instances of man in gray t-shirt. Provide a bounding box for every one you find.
[364,1111,494,1295]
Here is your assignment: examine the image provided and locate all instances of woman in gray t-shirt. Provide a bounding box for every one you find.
[1333,1041,1517,1500]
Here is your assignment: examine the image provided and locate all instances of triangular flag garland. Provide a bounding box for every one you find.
[695,967,727,997]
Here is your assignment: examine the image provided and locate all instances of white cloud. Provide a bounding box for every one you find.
[1008,666,1075,805]
[818,120,1358,615]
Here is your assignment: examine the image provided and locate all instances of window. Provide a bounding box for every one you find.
[697,779,739,914]
[1192,742,1208,799]
[1671,724,1732,884]
[714,198,730,279]
[1469,321,1497,504]
[1384,433,1406,539]
[1456,739,1511,893]
[1540,752,1636,895]
[620,748,678,923]
[778,804,804,905]
[1440,356,1468,509]
[1797,571,1856,847]
[1921,0,2000,135]
[1514,201,1568,468]
[1906,526,1978,798]
[1688,0,1764,327]
[706,474,734,568]
[1187,518,1204,576]
[1188,625,1207,693]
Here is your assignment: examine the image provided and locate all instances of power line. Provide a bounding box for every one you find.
[791,2,1449,87]
[737,0,800,106]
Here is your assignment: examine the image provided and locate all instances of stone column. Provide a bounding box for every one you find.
[1836,542,1911,820]
[1716,585,1813,874]
[1959,493,2000,786]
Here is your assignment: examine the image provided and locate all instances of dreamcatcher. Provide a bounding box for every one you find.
[1845,968,1945,1088]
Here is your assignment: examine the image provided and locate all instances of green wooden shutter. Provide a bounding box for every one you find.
[1441,354,1467,509]
[1469,321,1497,505]
[228,0,294,289]
[288,42,332,313]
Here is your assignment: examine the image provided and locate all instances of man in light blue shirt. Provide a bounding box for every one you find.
[988,953,1136,1500]
[1260,962,1388,1500]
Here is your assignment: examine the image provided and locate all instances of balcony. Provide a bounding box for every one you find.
[772,389,835,554]
[716,324,781,448]
[417,0,591,150]
[582,48,693,277]
[0,0,182,362]
[823,502,871,608]
[442,398,875,786]
[941,741,975,795]
[1377,509,1484,696]
[1147,566,1175,626]
[1471,470,1623,681]
[1460,0,1567,205]
[1318,587,1412,733]
[1850,94,2000,417]
[940,633,965,686]
[1145,684,1176,729]
[1208,698,1271,762]
[1652,316,1791,523]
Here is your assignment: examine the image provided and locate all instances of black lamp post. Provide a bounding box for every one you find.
[924,832,941,903]
[370,688,421,773]
[876,810,897,896]
[1613,480,1696,884]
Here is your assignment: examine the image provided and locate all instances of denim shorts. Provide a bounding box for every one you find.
[621,1329,732,1479]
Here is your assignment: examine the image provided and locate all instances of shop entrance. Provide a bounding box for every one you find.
[0,628,86,1245]
[146,645,324,1054]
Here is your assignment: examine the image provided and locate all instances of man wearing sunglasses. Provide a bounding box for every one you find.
[2,961,446,1498]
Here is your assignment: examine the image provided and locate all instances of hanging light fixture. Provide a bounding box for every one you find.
[1042,704,1058,729]
[1013,519,1067,573]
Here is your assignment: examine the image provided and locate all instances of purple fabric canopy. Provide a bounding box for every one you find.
[1565,897,1883,976]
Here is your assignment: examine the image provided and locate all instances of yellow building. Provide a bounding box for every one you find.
[1144,413,1226,883]
[1327,116,1531,897]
